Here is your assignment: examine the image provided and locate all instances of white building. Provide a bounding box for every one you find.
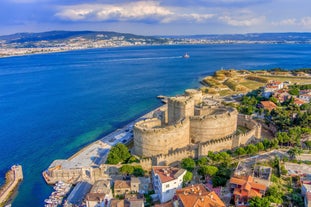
[263,81,284,98]
[152,166,186,203]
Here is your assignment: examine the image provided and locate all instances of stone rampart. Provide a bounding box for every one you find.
[237,114,262,139]
[155,148,196,166]
[133,118,190,157]
[198,136,234,157]
[190,107,238,143]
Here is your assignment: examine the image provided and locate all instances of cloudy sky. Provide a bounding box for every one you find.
[1,0,311,36]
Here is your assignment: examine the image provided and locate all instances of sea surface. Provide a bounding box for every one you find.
[0,44,311,206]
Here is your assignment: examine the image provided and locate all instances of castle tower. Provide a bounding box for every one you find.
[184,89,202,105]
[190,106,238,143]
[133,118,190,157]
[167,96,194,125]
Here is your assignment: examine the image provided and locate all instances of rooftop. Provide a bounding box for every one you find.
[260,101,277,111]
[152,166,186,183]
[175,184,225,207]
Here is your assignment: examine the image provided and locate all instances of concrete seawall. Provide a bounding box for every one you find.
[0,165,23,206]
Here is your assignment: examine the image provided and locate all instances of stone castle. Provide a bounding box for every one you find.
[133,89,261,169]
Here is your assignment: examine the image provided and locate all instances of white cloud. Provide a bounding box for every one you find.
[271,17,311,28]
[301,17,311,28]
[219,15,265,26]
[55,1,214,23]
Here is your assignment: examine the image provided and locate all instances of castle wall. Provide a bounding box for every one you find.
[133,118,190,157]
[167,96,194,125]
[198,137,234,157]
[237,114,261,142]
[190,107,238,143]
[155,148,196,166]
[138,114,262,170]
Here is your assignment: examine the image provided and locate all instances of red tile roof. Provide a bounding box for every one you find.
[230,176,267,200]
[175,184,225,207]
[152,166,185,183]
[260,101,277,111]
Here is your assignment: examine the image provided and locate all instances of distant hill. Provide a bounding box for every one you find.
[1,31,311,50]
[0,30,168,48]
[163,32,311,43]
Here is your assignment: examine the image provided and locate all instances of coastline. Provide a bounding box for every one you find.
[43,103,166,184]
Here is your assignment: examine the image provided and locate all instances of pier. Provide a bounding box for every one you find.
[0,165,23,206]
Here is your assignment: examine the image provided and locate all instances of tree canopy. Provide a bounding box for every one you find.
[181,158,196,171]
[106,143,131,164]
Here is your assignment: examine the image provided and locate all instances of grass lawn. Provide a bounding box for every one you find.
[240,80,265,90]
[258,75,311,84]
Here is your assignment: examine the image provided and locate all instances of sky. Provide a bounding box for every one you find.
[1,0,311,36]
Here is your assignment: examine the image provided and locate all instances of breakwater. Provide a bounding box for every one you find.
[0,165,23,206]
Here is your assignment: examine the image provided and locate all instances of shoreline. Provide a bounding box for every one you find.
[43,103,166,184]
[1,41,310,59]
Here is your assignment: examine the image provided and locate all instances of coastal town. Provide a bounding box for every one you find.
[1,31,311,58]
[21,69,310,207]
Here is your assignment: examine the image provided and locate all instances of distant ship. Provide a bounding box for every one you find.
[183,53,190,58]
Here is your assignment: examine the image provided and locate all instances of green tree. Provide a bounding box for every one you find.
[133,165,145,177]
[256,142,265,151]
[262,138,271,150]
[245,144,258,155]
[183,171,193,183]
[287,147,302,159]
[249,196,270,207]
[234,147,246,158]
[120,164,134,175]
[200,165,218,177]
[197,157,208,167]
[106,143,131,164]
[181,158,196,171]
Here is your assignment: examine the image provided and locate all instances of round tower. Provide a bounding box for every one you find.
[190,106,238,143]
[133,118,190,157]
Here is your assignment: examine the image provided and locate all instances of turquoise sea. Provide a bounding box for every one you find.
[0,44,311,206]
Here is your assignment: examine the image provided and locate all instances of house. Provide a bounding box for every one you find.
[152,166,186,203]
[114,180,131,196]
[230,176,267,207]
[263,81,284,98]
[299,93,311,103]
[259,101,277,111]
[131,177,151,194]
[294,98,306,106]
[110,198,144,207]
[85,180,111,207]
[175,184,225,207]
[273,89,291,103]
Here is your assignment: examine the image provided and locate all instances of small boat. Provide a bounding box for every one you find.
[183,53,190,58]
